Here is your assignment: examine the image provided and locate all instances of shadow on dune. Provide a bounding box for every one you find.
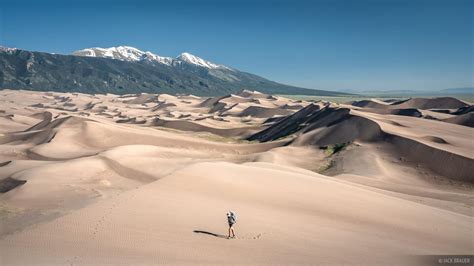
[0,160,12,167]
[0,177,27,193]
[193,230,228,239]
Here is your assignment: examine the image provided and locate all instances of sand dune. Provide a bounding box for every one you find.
[152,118,262,137]
[348,97,472,129]
[443,112,474,127]
[122,93,158,104]
[248,103,322,141]
[238,106,292,118]
[359,108,422,117]
[251,104,473,182]
[350,96,469,110]
[452,105,473,115]
[348,99,391,108]
[235,89,273,99]
[0,89,472,264]
[395,97,469,109]
[1,162,472,265]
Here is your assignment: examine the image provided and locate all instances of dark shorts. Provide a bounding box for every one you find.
[228,221,235,227]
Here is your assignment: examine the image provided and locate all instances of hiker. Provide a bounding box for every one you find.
[227,211,237,239]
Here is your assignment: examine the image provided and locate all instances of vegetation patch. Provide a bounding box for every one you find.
[321,142,350,156]
[314,160,334,174]
[313,142,352,174]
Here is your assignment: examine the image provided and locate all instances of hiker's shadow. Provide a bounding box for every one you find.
[193,230,228,239]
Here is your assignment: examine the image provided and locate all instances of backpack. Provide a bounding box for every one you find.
[229,211,237,223]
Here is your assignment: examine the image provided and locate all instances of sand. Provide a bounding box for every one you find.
[0,89,472,265]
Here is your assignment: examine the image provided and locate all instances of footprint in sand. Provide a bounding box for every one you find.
[193,230,263,240]
[91,194,135,238]
[232,233,263,240]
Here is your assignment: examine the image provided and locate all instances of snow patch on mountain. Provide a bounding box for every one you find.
[177,52,220,69]
[73,46,174,65]
[0,46,18,54]
[72,46,229,69]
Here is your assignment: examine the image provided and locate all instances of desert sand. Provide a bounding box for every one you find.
[0,89,472,265]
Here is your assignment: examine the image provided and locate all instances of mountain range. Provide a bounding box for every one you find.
[0,46,347,96]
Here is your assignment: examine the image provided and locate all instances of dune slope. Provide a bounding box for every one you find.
[1,162,472,265]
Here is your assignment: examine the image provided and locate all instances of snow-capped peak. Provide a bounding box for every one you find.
[72,46,174,65]
[143,51,174,65]
[72,46,229,69]
[0,46,18,53]
[176,52,222,69]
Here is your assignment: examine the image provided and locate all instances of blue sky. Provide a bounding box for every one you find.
[0,0,472,91]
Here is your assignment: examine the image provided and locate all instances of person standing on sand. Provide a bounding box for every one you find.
[227,211,237,239]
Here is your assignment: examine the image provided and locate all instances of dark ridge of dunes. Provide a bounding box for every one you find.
[46,132,57,143]
[78,112,90,117]
[291,114,384,147]
[383,99,409,104]
[225,95,258,103]
[116,117,147,124]
[251,99,262,104]
[236,90,273,99]
[84,102,96,110]
[348,100,389,109]
[201,94,268,114]
[443,113,474,127]
[0,160,12,167]
[422,136,449,144]
[153,118,262,138]
[24,112,52,131]
[248,104,325,142]
[208,102,227,113]
[151,102,177,111]
[359,108,422,117]
[350,97,468,110]
[194,116,213,121]
[177,95,201,101]
[30,104,78,112]
[96,112,114,118]
[53,95,71,102]
[263,116,287,125]
[63,102,76,107]
[177,114,191,119]
[238,106,292,118]
[281,104,305,110]
[118,93,138,98]
[210,102,238,114]
[429,109,452,114]
[198,95,228,108]
[123,93,158,104]
[394,97,468,110]
[452,105,474,115]
[0,177,27,193]
[46,116,84,129]
[95,105,108,110]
